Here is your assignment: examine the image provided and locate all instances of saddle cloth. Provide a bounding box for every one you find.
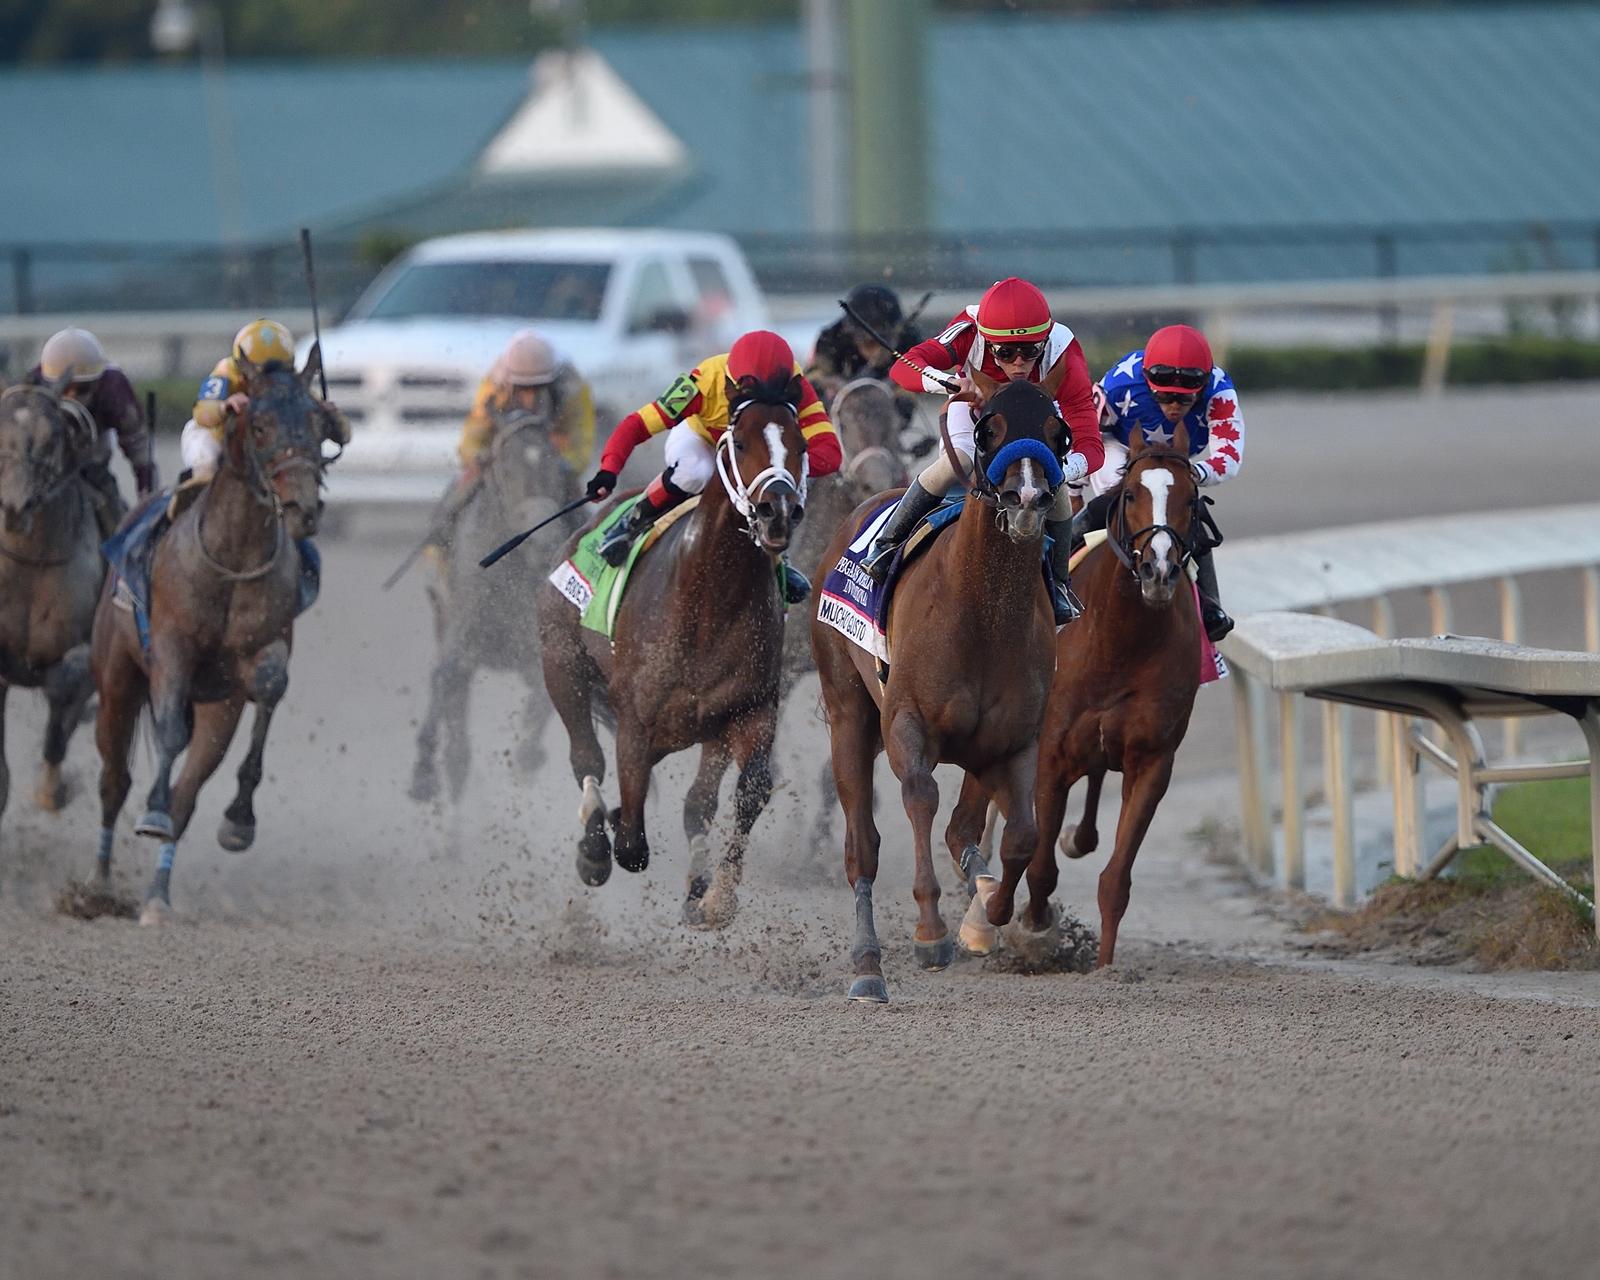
[547,493,703,640]
[816,495,972,680]
[103,490,321,657]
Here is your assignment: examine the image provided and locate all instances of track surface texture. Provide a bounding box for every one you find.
[4,384,1600,1278]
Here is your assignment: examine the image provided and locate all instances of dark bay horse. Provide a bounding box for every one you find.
[0,377,103,822]
[539,399,807,929]
[409,409,581,803]
[969,426,1204,968]
[91,351,327,922]
[811,379,1064,1002]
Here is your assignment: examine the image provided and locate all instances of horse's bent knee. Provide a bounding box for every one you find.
[253,652,289,705]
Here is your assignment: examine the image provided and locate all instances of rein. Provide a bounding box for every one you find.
[200,393,320,581]
[1106,446,1207,577]
[714,401,808,544]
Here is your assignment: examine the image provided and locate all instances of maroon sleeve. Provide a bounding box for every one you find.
[1053,339,1104,475]
[95,368,151,468]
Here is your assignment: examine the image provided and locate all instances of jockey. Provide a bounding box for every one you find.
[182,319,350,502]
[877,277,1104,625]
[584,330,842,604]
[806,284,922,406]
[457,328,594,480]
[33,328,156,540]
[1078,324,1242,643]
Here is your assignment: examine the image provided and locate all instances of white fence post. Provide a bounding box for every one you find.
[1498,576,1523,758]
[1420,301,1454,396]
[1323,699,1356,907]
[1232,672,1272,876]
[1584,567,1600,654]
[1371,596,1396,786]
[1280,691,1304,889]
[1390,714,1421,878]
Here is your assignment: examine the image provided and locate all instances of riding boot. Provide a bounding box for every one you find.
[864,479,942,582]
[1193,546,1234,644]
[80,462,126,543]
[597,473,689,568]
[166,470,209,522]
[1044,519,1084,626]
[1070,491,1113,546]
[780,559,811,606]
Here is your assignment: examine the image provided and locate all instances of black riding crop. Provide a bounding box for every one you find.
[479,493,593,569]
[837,298,961,395]
[299,228,329,401]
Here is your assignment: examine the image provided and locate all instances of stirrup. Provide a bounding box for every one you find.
[1201,601,1234,644]
[863,536,902,583]
[598,516,641,567]
[1052,580,1084,626]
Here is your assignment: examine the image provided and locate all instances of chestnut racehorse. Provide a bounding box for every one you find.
[811,379,1064,1002]
[91,351,328,923]
[539,398,808,930]
[954,425,1205,967]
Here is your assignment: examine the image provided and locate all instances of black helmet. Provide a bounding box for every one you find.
[844,284,903,339]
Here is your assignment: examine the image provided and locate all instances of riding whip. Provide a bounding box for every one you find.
[837,298,960,395]
[479,493,592,569]
[380,475,485,591]
[299,228,329,400]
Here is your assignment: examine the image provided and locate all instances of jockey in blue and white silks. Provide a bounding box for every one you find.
[1076,324,1244,642]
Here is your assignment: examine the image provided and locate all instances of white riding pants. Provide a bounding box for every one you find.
[663,421,715,495]
[918,400,1072,518]
[1087,434,1128,499]
[180,419,222,481]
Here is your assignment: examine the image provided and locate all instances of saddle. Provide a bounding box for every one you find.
[103,487,321,657]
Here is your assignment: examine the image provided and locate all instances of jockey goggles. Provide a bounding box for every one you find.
[1152,389,1200,405]
[1143,364,1209,391]
[991,341,1045,363]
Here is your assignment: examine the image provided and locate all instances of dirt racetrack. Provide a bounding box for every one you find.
[4,384,1600,1278]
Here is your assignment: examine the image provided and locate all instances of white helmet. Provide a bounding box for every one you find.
[492,329,558,387]
[40,328,107,384]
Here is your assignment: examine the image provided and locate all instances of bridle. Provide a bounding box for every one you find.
[0,384,93,562]
[937,401,1065,511]
[715,399,808,544]
[831,377,902,489]
[1106,445,1215,578]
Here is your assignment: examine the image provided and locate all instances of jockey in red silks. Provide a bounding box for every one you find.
[584,330,842,603]
[875,278,1104,624]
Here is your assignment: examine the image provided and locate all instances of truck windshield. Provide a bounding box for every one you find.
[354,261,612,322]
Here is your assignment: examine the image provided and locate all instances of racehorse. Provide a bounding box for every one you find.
[955,425,1204,968]
[90,350,326,922]
[539,398,807,929]
[409,409,581,803]
[780,376,907,689]
[0,376,103,822]
[811,378,1063,1001]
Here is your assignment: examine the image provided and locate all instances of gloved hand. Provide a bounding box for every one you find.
[1060,451,1090,485]
[586,469,617,502]
[134,463,158,497]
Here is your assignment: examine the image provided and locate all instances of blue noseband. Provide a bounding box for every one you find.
[984,438,1063,488]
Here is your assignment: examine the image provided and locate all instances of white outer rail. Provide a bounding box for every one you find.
[1214,503,1600,912]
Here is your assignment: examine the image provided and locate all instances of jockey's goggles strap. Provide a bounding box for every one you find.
[983,437,1064,489]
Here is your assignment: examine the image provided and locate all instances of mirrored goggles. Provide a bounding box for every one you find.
[991,341,1045,363]
[1143,364,1209,391]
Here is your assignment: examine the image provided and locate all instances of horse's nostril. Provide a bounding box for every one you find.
[1000,492,1021,509]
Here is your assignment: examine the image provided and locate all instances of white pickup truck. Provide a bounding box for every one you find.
[311,228,769,502]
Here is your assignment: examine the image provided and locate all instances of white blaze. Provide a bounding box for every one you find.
[764,422,789,487]
[1017,458,1040,508]
[1141,468,1175,564]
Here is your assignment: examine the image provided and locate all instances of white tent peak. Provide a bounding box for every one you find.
[478,48,690,178]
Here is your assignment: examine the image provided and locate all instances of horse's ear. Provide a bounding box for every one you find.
[1172,419,1191,457]
[969,365,1001,404]
[1040,352,1067,397]
[234,350,270,400]
[299,342,322,395]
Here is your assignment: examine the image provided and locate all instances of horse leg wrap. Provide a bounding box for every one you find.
[958,844,994,898]
[851,878,882,966]
[145,844,176,904]
[96,827,114,880]
[577,775,604,827]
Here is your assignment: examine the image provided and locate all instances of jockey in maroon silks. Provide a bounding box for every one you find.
[876,278,1104,624]
[31,327,157,539]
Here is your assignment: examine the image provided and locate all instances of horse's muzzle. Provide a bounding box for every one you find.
[997,477,1052,543]
[753,483,798,552]
[283,500,320,540]
[1138,551,1181,605]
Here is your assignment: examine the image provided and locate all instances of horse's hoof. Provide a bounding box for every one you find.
[615,839,649,875]
[681,896,710,929]
[138,895,170,927]
[847,975,889,1004]
[683,887,736,931]
[914,936,955,971]
[33,769,66,813]
[134,811,174,840]
[958,879,1001,955]
[685,873,710,902]
[407,765,438,803]
[216,818,255,853]
[576,813,612,887]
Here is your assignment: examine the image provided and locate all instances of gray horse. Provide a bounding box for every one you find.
[409,410,582,804]
[0,376,104,824]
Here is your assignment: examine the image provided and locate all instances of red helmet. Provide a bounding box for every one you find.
[976,278,1052,344]
[1143,325,1214,393]
[728,330,795,385]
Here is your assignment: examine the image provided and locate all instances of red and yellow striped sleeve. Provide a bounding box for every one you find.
[795,368,840,476]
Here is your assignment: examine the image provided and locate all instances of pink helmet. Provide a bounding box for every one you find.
[492,329,559,387]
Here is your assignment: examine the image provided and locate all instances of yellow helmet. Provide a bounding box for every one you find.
[233,318,296,367]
